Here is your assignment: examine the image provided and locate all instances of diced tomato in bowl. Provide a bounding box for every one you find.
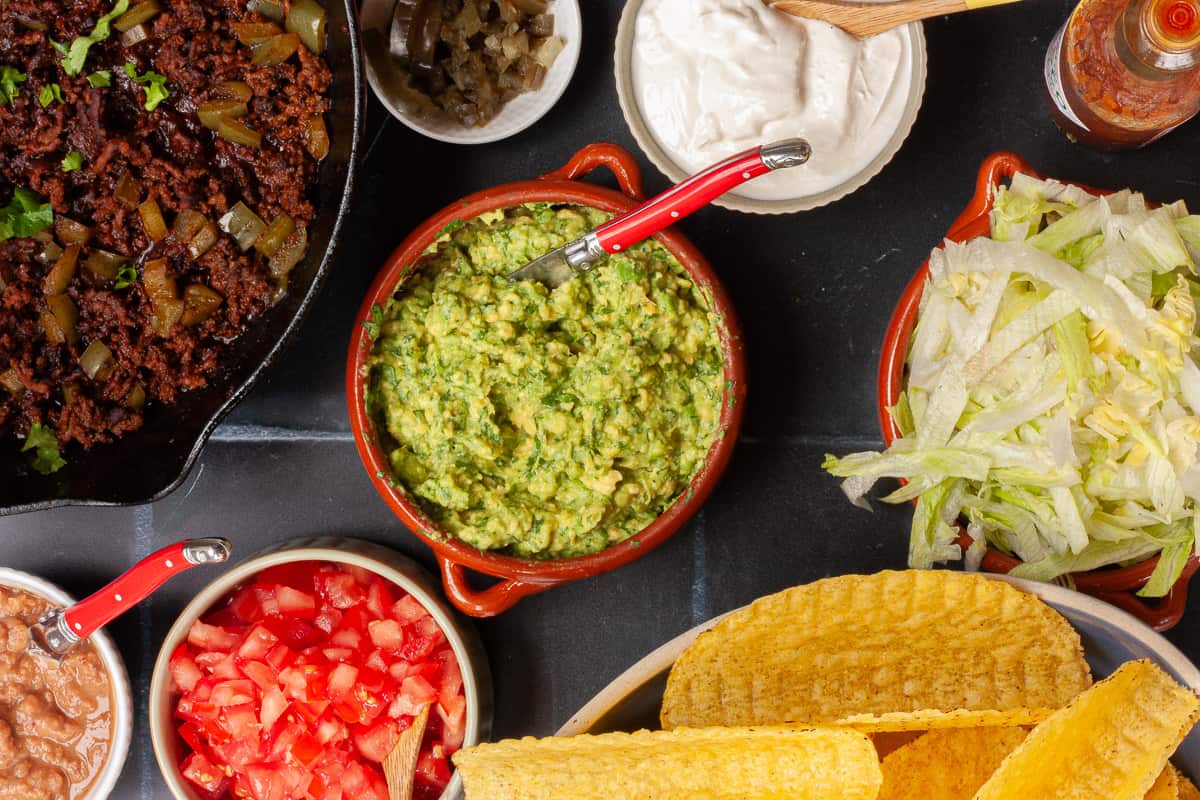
[165,561,470,800]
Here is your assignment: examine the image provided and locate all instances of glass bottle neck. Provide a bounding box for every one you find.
[1120,0,1200,73]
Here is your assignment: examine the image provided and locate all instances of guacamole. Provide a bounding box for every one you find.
[367,204,726,559]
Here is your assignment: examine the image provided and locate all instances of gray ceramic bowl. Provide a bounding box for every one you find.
[557,573,1200,784]
[148,537,492,800]
[0,568,133,800]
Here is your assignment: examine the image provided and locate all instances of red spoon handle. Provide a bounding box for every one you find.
[592,138,811,255]
[61,538,231,639]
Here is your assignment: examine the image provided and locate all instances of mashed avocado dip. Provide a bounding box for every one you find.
[367,204,726,559]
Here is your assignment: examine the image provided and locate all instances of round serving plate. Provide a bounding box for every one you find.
[360,0,582,144]
[555,573,1200,780]
[0,568,134,800]
[613,0,927,214]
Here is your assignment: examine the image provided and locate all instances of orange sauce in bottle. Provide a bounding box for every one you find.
[1044,0,1200,149]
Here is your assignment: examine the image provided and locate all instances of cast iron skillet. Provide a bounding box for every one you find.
[0,0,365,515]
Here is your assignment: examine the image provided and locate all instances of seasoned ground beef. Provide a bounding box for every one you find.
[0,0,330,459]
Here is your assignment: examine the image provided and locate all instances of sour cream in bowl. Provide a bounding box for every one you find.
[615,0,927,213]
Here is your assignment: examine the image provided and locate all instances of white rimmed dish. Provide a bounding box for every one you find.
[360,0,582,144]
[148,536,493,800]
[557,573,1200,776]
[613,0,927,214]
[0,567,134,800]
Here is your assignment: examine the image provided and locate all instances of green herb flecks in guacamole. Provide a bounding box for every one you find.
[368,204,726,559]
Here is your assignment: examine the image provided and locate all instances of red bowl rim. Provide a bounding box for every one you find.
[875,151,1199,630]
[345,143,746,613]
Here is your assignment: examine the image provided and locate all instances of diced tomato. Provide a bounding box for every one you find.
[210,652,242,681]
[365,578,396,619]
[187,620,241,652]
[315,714,347,745]
[210,679,256,707]
[292,731,322,765]
[244,761,308,800]
[437,695,467,751]
[318,572,365,609]
[262,616,320,649]
[352,719,399,763]
[321,647,353,662]
[181,752,228,798]
[400,675,437,706]
[257,562,320,593]
[341,761,390,800]
[436,651,464,708]
[211,734,260,770]
[275,584,317,618]
[326,664,359,699]
[170,650,203,694]
[367,619,404,652]
[265,643,295,672]
[391,595,429,624]
[227,585,261,623]
[259,687,288,729]
[241,660,278,692]
[220,703,261,744]
[237,625,281,661]
[313,605,343,634]
[415,746,453,791]
[328,627,363,651]
[396,629,439,662]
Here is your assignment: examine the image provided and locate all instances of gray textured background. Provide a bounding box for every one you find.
[6,0,1200,796]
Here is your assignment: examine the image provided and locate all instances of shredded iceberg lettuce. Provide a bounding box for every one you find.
[824,174,1200,596]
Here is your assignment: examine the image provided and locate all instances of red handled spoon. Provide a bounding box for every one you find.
[28,538,232,659]
[506,138,812,287]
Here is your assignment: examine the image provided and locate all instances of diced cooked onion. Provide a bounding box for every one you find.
[254,213,295,257]
[0,368,23,395]
[83,249,127,280]
[215,117,263,148]
[62,381,80,404]
[44,295,79,345]
[233,20,282,45]
[34,231,63,266]
[141,259,183,336]
[114,0,161,32]
[43,245,79,295]
[197,99,248,131]
[138,198,168,241]
[250,32,301,66]
[120,23,151,47]
[248,0,286,22]
[187,219,219,259]
[182,284,224,326]
[114,171,142,209]
[215,81,253,102]
[126,382,146,409]
[268,227,307,279]
[286,0,326,54]
[304,115,329,161]
[55,217,92,246]
[172,209,206,243]
[80,340,115,381]
[218,202,266,251]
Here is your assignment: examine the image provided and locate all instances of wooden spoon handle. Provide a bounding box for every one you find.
[771,0,1021,38]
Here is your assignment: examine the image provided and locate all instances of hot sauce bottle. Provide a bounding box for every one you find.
[1044,0,1200,149]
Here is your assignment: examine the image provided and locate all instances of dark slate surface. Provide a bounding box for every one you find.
[5,0,1200,796]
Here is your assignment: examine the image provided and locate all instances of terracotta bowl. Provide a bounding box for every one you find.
[878,151,1200,632]
[347,142,747,617]
[148,537,492,800]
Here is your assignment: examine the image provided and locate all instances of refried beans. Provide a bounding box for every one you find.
[0,585,111,800]
[0,0,331,468]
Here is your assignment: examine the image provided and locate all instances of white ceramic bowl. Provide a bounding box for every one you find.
[613,0,927,214]
[360,0,582,144]
[557,573,1200,781]
[148,537,492,800]
[0,568,133,800]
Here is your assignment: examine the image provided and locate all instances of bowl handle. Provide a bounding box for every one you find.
[437,556,554,617]
[945,151,1039,240]
[539,143,646,202]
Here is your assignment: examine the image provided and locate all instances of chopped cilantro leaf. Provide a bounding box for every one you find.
[60,151,84,172]
[0,65,26,105]
[49,39,69,56]
[22,423,66,475]
[114,263,137,289]
[0,188,53,242]
[122,62,169,111]
[87,70,112,88]
[38,83,64,108]
[363,305,384,340]
[60,0,130,77]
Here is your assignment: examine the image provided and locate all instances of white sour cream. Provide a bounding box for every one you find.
[631,0,916,202]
